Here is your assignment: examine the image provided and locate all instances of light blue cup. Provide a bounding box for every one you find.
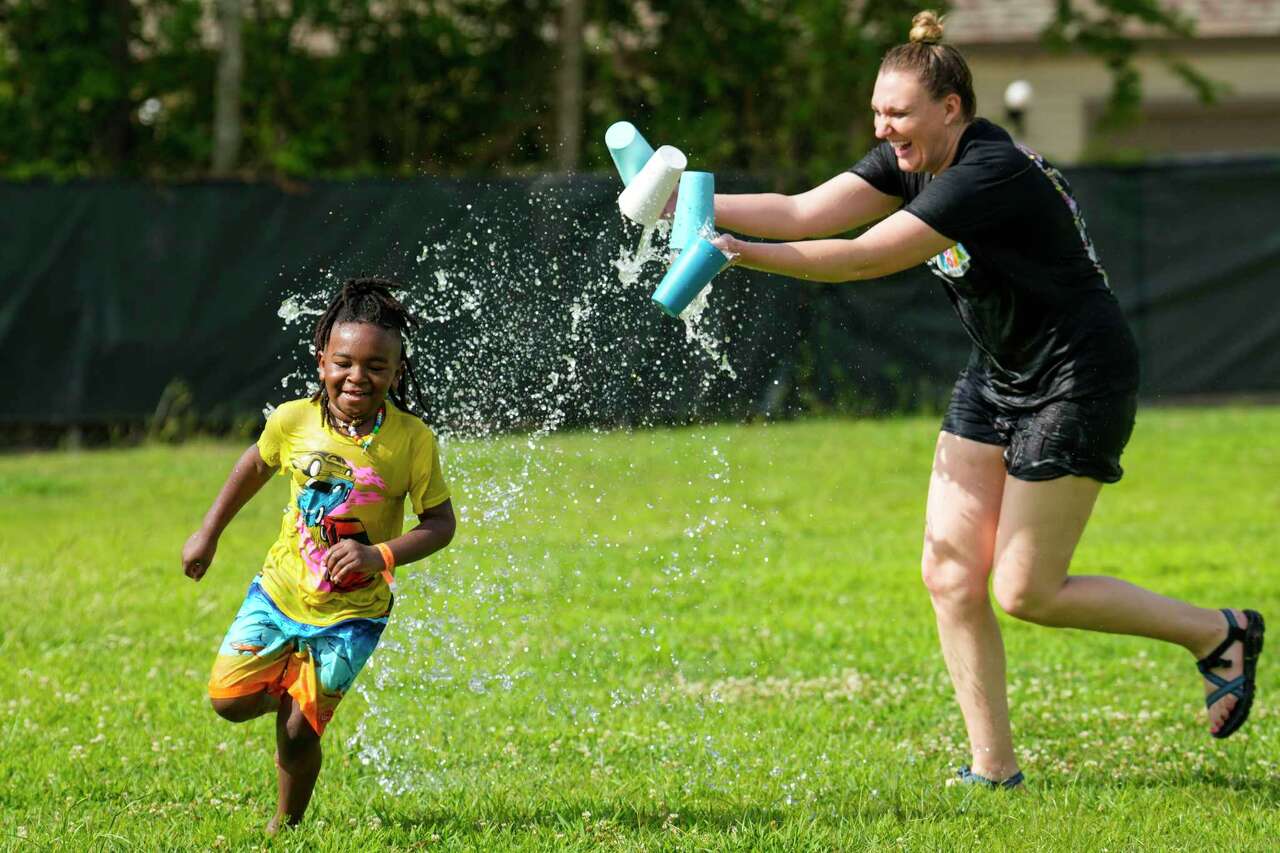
[652,237,729,318]
[605,121,655,186]
[670,171,714,251]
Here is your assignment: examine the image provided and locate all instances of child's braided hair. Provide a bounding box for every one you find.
[311,277,429,430]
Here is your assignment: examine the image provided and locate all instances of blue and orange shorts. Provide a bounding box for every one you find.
[208,578,387,735]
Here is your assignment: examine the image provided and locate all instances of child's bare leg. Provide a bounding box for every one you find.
[210,691,280,722]
[266,692,322,834]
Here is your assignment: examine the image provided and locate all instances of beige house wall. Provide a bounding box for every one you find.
[962,42,1280,163]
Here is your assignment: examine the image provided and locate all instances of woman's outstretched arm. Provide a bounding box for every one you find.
[716,209,953,283]
[714,172,900,241]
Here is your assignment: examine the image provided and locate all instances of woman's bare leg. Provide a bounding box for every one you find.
[920,433,1018,780]
[990,474,1247,733]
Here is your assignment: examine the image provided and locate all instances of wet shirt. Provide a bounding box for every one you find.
[255,398,451,626]
[850,118,1139,407]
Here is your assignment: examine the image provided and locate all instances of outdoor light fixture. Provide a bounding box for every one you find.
[1003,79,1033,138]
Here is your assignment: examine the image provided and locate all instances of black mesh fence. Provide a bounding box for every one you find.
[2,157,1276,434]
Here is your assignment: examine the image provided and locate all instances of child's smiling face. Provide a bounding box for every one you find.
[317,321,403,422]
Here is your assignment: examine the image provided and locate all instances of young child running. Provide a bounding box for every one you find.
[181,277,456,832]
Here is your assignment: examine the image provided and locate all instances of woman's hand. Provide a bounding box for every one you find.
[324,540,383,587]
[182,530,218,581]
[711,233,742,264]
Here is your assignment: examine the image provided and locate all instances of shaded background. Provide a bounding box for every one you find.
[4,157,1277,433]
[2,0,1278,436]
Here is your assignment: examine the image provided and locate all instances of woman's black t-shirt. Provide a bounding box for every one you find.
[849,118,1139,409]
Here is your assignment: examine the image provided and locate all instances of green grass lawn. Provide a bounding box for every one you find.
[1,407,1278,850]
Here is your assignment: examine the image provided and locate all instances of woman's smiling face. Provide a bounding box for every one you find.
[317,321,402,422]
[871,69,964,175]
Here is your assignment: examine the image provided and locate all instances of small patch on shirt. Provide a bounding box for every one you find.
[930,243,971,278]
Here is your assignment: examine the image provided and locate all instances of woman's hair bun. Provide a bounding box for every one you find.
[909,10,945,44]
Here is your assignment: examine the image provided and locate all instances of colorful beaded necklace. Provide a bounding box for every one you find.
[330,404,385,453]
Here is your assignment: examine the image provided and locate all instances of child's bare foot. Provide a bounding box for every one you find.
[265,812,300,835]
[267,753,287,834]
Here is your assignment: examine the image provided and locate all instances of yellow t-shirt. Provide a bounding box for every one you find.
[255,398,450,626]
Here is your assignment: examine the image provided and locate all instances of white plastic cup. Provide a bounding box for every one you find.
[617,145,687,227]
[605,121,655,186]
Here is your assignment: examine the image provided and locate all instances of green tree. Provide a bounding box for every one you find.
[0,0,1217,181]
[578,0,921,186]
[1044,0,1221,134]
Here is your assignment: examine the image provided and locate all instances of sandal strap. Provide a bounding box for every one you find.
[1000,770,1026,789]
[1200,669,1231,690]
[1196,609,1248,673]
[1197,657,1230,677]
[1206,676,1246,709]
[958,765,1025,789]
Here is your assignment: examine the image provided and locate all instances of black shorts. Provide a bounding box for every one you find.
[940,374,1137,484]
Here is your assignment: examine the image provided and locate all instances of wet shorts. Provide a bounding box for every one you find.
[940,373,1137,484]
[208,578,388,735]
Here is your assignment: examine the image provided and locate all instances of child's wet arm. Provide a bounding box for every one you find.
[199,444,276,537]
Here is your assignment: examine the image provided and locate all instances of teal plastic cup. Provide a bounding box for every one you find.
[670,172,714,251]
[651,237,729,318]
[605,121,655,186]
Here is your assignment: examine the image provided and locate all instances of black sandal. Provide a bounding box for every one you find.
[957,765,1024,789]
[1197,609,1265,739]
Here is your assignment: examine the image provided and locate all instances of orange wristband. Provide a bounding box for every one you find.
[376,543,396,585]
[375,542,396,570]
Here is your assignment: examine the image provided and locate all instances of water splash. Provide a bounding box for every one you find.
[277,293,325,324]
[613,220,667,288]
[269,189,766,797]
[678,284,737,381]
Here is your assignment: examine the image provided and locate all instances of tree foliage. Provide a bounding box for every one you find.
[0,0,1211,182]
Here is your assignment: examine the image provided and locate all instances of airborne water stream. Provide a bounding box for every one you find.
[271,199,775,799]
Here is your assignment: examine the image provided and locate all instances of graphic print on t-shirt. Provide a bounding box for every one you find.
[1016,143,1110,290]
[289,450,385,593]
[292,451,355,526]
[928,243,972,279]
[846,120,1138,408]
